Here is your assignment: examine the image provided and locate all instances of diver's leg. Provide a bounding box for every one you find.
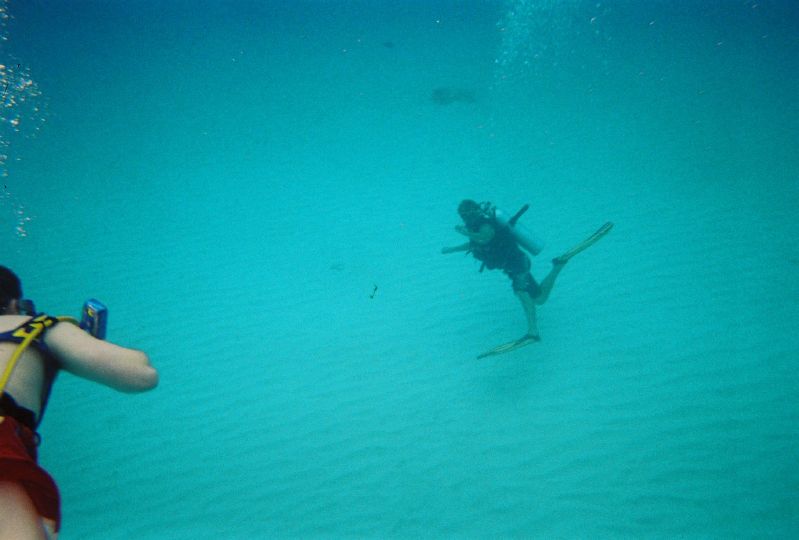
[534,260,566,306]
[515,290,540,338]
[0,481,49,540]
[509,265,542,339]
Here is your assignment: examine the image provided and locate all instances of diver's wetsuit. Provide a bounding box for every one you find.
[467,215,541,298]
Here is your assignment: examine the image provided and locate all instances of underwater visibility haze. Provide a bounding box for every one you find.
[1,0,798,538]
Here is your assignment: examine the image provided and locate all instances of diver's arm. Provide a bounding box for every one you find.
[455,223,495,244]
[441,242,471,254]
[44,322,158,393]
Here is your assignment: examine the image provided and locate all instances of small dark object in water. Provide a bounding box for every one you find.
[369,284,378,299]
[431,87,476,105]
[382,41,395,48]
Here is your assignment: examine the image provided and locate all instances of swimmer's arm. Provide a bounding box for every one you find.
[441,242,471,254]
[44,322,158,393]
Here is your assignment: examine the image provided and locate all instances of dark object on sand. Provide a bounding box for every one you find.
[431,87,476,105]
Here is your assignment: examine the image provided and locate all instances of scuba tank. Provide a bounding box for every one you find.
[480,202,545,256]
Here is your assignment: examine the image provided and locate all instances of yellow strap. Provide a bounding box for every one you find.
[0,316,78,396]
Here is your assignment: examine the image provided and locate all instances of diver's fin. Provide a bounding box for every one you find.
[554,221,613,264]
[477,334,539,359]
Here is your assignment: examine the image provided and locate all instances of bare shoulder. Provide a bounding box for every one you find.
[44,320,158,393]
[0,314,31,332]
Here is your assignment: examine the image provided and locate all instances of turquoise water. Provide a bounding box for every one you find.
[2,0,798,538]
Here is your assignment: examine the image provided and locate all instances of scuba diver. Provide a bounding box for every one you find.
[442,200,566,350]
[442,200,613,357]
[0,266,158,540]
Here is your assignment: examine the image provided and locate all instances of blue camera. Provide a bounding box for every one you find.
[79,299,108,339]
